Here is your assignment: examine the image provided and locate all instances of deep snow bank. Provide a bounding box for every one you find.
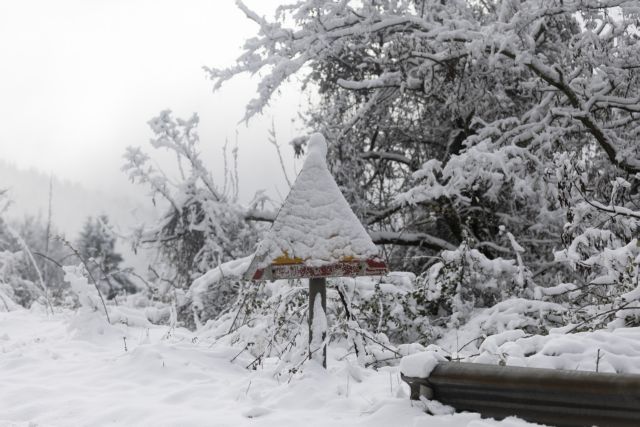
[0,308,539,427]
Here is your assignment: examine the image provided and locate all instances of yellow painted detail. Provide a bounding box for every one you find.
[272,252,304,265]
[271,253,360,265]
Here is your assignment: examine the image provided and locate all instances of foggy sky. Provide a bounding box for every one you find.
[0,0,302,204]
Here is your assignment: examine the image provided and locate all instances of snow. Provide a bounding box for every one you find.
[189,255,252,311]
[420,297,640,375]
[0,288,20,312]
[473,327,640,374]
[535,282,577,297]
[336,72,402,90]
[63,265,104,313]
[400,351,446,378]
[0,307,543,427]
[245,133,380,277]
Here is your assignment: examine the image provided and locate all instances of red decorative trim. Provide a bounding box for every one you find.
[251,259,387,280]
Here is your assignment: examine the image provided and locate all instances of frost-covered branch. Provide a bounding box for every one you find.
[244,209,277,223]
[369,230,456,251]
[360,151,415,169]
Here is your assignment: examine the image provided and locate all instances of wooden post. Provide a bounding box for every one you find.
[308,277,327,368]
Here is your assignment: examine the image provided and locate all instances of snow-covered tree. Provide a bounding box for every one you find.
[76,215,135,299]
[210,0,640,332]
[0,192,34,309]
[123,110,267,326]
[0,192,67,308]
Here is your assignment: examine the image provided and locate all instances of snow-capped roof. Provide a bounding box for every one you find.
[244,133,381,280]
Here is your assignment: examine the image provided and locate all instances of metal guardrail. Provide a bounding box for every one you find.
[401,362,640,427]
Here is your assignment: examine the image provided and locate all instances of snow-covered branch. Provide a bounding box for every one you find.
[360,151,415,169]
[369,230,456,251]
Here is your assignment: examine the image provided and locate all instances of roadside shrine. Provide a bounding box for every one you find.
[244,133,387,367]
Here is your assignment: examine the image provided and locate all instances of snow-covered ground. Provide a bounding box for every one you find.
[0,307,539,427]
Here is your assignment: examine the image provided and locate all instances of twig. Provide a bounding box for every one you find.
[365,356,402,368]
[230,344,249,363]
[566,303,640,333]
[34,252,64,268]
[228,291,249,335]
[268,119,293,188]
[457,335,486,353]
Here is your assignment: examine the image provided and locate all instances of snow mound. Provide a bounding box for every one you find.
[189,255,252,310]
[0,308,544,427]
[0,288,20,312]
[475,327,640,374]
[400,351,446,378]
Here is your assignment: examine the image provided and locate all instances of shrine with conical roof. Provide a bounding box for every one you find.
[244,133,387,281]
[244,133,387,367]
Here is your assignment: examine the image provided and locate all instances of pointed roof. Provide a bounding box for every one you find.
[244,133,386,280]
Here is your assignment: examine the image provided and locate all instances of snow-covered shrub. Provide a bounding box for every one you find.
[532,153,640,331]
[0,250,37,310]
[549,233,639,330]
[195,277,309,371]
[0,198,58,309]
[76,215,137,299]
[123,110,266,327]
[417,240,534,327]
[192,264,402,370]
[1,216,76,308]
[63,264,109,318]
[343,244,561,349]
[339,273,420,344]
[194,258,550,369]
[189,255,253,328]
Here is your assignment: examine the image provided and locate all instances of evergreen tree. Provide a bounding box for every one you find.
[77,215,134,299]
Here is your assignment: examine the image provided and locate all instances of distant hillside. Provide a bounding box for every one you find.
[0,159,156,270]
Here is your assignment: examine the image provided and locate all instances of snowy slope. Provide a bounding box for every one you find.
[0,307,539,427]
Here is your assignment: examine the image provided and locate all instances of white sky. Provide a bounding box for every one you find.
[0,0,303,205]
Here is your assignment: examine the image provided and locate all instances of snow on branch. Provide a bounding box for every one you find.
[360,151,414,169]
[244,209,277,223]
[369,231,456,251]
[337,72,403,90]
